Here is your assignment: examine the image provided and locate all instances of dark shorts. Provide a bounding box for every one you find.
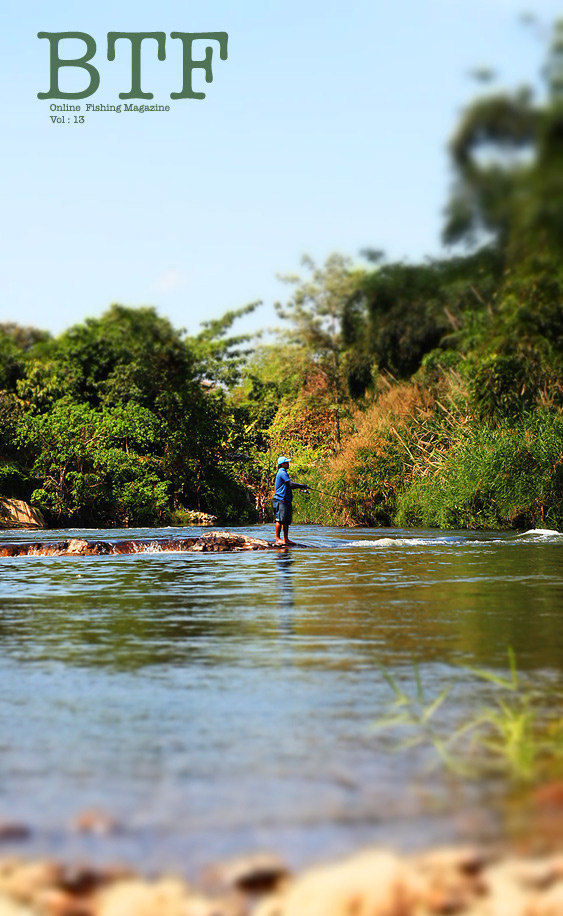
[272,498,292,525]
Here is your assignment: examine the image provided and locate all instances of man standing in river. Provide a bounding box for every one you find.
[273,456,309,546]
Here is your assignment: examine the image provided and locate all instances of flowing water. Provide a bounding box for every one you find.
[1,524,562,874]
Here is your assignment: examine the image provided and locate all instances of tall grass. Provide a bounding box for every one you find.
[396,410,563,529]
[252,371,563,530]
[315,370,563,529]
[324,382,437,525]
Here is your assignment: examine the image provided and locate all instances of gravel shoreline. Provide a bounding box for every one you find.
[1,844,563,915]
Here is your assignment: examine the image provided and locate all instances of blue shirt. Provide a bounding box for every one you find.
[274,468,292,502]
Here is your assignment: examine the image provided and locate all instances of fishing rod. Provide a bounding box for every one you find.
[302,486,349,504]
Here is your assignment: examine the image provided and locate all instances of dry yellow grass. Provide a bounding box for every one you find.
[322,372,474,526]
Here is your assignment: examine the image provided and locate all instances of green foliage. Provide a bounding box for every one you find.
[192,301,262,387]
[235,345,315,451]
[374,650,563,786]
[330,437,407,526]
[372,662,454,769]
[0,392,25,457]
[0,461,30,500]
[17,401,169,525]
[0,332,29,393]
[1,304,264,525]
[396,411,563,529]
[361,247,501,378]
[468,353,534,419]
[443,88,538,247]
[275,254,367,445]
[29,304,195,411]
[363,265,456,379]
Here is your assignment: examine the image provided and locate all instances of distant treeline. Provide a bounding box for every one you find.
[2,27,563,529]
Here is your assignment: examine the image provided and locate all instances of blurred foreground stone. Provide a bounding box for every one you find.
[1,846,563,916]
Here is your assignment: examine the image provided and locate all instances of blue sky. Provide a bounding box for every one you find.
[2,0,561,339]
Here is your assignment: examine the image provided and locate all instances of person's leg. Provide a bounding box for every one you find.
[284,503,296,545]
[274,498,284,544]
[282,522,295,546]
[276,502,295,546]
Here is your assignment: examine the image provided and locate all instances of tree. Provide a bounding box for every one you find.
[9,304,262,523]
[443,89,538,249]
[191,301,262,387]
[275,254,366,446]
[0,323,49,393]
[437,21,563,418]
[17,401,169,525]
[360,252,501,380]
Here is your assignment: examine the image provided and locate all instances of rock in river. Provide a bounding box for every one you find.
[0,532,311,558]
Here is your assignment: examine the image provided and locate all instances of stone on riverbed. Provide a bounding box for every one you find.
[0,824,31,843]
[202,852,289,895]
[253,850,420,916]
[1,847,563,916]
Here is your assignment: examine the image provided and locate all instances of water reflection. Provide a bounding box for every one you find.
[276,549,295,636]
[0,531,563,672]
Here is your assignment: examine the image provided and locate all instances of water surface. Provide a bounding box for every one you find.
[1,524,562,873]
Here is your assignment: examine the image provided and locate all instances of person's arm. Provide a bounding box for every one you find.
[290,481,310,491]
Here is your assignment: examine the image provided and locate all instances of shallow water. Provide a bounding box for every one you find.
[1,524,562,874]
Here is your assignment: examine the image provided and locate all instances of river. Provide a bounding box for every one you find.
[0,524,562,875]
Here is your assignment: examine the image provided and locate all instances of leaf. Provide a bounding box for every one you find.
[465,664,518,691]
[378,665,410,704]
[414,661,425,705]
[421,686,452,724]
[396,734,425,751]
[368,713,415,732]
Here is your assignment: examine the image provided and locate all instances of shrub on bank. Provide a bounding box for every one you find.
[321,383,437,526]
[395,411,563,529]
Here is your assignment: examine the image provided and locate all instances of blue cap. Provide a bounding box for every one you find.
[277,456,290,466]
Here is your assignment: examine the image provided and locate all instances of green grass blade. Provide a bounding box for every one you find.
[420,686,451,724]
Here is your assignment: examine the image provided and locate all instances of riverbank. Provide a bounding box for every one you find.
[1,843,563,916]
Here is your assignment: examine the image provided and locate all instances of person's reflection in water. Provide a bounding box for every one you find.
[276,550,295,636]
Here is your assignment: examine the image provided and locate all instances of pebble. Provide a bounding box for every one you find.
[71,811,120,837]
[0,826,30,844]
[202,853,288,895]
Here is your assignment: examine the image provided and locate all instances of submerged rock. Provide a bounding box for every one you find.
[0,824,31,843]
[72,810,121,837]
[65,539,91,555]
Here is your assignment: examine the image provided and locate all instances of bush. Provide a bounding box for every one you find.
[0,461,31,501]
[396,410,563,529]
